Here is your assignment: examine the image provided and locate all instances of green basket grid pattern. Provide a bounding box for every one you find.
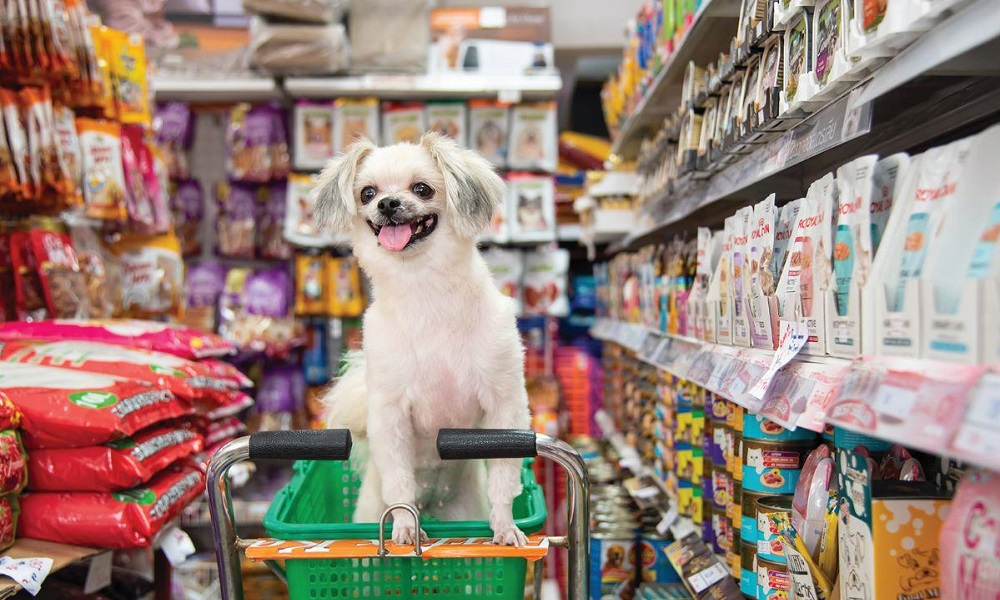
[263,459,546,600]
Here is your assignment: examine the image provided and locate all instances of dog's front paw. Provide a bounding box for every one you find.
[492,524,528,547]
[391,519,427,545]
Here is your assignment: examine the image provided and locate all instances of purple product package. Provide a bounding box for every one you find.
[217,181,260,258]
[227,104,273,182]
[173,179,204,256]
[243,266,293,317]
[186,260,228,309]
[154,102,194,179]
[260,181,293,260]
[268,105,291,181]
[254,363,305,431]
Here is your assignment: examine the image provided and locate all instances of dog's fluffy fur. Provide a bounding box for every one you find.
[316,133,531,546]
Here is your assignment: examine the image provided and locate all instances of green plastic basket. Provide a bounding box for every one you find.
[263,458,547,599]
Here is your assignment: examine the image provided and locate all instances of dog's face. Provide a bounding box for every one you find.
[314,133,504,269]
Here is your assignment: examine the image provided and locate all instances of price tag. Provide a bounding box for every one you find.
[498,89,522,104]
[871,384,917,422]
[84,552,112,594]
[689,562,728,593]
[757,540,771,555]
[963,374,1000,430]
[749,320,808,399]
[656,506,679,536]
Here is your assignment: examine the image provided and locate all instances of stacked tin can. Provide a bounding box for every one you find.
[674,378,705,537]
[704,392,729,560]
[738,410,818,600]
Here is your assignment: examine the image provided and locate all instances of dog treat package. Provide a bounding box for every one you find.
[67,221,119,320]
[333,98,379,153]
[250,363,305,433]
[28,226,89,320]
[483,248,524,316]
[182,260,227,333]
[327,257,365,317]
[0,431,27,496]
[0,338,244,405]
[508,102,557,173]
[218,267,250,345]
[295,253,329,316]
[507,173,556,243]
[1,89,31,200]
[227,103,277,183]
[107,231,184,319]
[76,117,126,221]
[19,465,205,549]
[469,100,509,167]
[9,231,49,322]
[259,181,293,260]
[0,319,234,360]
[523,248,570,317]
[107,30,150,125]
[216,180,260,259]
[0,362,192,449]
[425,101,468,147]
[172,179,205,257]
[154,102,194,180]
[293,100,335,170]
[269,105,291,181]
[381,101,426,146]
[940,469,1000,598]
[230,266,305,357]
[28,425,203,492]
[284,172,338,247]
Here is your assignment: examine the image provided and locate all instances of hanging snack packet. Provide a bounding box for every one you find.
[120,123,156,230]
[182,260,227,334]
[0,101,15,196]
[107,231,184,319]
[0,362,192,448]
[327,257,364,317]
[28,425,202,492]
[29,226,89,319]
[20,88,44,200]
[172,179,204,257]
[295,253,329,316]
[227,103,271,182]
[153,102,193,179]
[76,117,126,220]
[0,319,234,359]
[52,104,82,202]
[2,89,30,199]
[107,30,150,125]
[0,431,27,496]
[9,231,48,322]
[216,181,260,258]
[67,219,117,318]
[19,465,205,548]
[333,97,378,152]
[259,180,293,260]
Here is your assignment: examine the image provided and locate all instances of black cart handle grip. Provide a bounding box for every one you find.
[248,429,353,461]
[437,428,537,460]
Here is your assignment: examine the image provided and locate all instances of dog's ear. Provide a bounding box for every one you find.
[421,131,505,238]
[315,138,376,231]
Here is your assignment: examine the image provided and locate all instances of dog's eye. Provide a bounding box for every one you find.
[411,182,434,200]
[360,186,377,204]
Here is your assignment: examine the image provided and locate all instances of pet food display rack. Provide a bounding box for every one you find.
[207,428,590,600]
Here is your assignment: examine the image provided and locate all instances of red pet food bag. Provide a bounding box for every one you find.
[0,319,234,359]
[0,339,245,404]
[28,425,204,492]
[19,465,205,548]
[0,362,192,448]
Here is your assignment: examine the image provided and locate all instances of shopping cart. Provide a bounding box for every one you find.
[207,428,590,600]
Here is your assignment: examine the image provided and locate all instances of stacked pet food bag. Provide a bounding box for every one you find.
[0,320,251,549]
[589,124,1000,598]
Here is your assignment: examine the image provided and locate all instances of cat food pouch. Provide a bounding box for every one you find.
[19,465,205,548]
[869,154,906,254]
[77,117,126,220]
[772,199,803,279]
[469,100,509,167]
[833,155,878,316]
[333,97,378,153]
[28,425,203,492]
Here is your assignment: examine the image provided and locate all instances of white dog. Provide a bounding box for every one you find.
[317,133,531,546]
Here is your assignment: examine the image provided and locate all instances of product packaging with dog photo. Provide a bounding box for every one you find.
[333,98,379,153]
[293,100,335,170]
[425,101,468,148]
[381,102,426,145]
[508,102,557,173]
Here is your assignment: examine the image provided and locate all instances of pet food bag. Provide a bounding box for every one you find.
[182,260,228,334]
[483,248,524,316]
[326,257,364,317]
[216,181,260,259]
[107,231,185,319]
[285,172,340,247]
[28,426,204,492]
[381,102,426,146]
[293,100,335,170]
[523,248,570,317]
[469,100,508,167]
[425,101,467,147]
[0,319,234,359]
[154,102,194,180]
[334,98,379,153]
[0,362,192,449]
[172,179,205,257]
[260,181,294,260]
[19,465,205,548]
[507,173,555,243]
[295,253,330,316]
[508,102,557,172]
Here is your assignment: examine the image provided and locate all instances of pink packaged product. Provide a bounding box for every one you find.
[0,320,235,360]
[940,468,1000,599]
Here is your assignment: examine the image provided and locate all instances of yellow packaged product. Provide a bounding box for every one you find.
[327,257,364,317]
[295,253,329,316]
[107,29,150,125]
[88,25,119,119]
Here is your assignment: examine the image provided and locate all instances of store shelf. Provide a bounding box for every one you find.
[592,317,1000,472]
[610,0,742,159]
[152,77,282,102]
[284,73,563,100]
[0,539,102,598]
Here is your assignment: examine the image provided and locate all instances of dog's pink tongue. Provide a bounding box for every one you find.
[378,223,413,252]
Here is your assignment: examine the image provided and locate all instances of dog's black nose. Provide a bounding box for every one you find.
[378,197,402,216]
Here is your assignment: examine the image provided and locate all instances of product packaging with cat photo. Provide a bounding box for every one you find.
[469,100,509,167]
[508,102,557,173]
[507,173,555,243]
[845,0,960,63]
[708,216,735,345]
[687,228,721,342]
[920,124,1000,364]
[333,98,379,153]
[866,138,970,358]
[747,195,779,349]
[731,206,753,347]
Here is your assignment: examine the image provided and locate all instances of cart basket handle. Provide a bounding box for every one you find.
[248,429,353,461]
[437,428,537,460]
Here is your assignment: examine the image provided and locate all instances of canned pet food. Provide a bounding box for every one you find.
[732,433,745,483]
[728,480,742,524]
[637,531,681,583]
[741,490,772,544]
[740,540,759,598]
[756,556,790,600]
[711,507,727,554]
[742,413,818,442]
[741,438,813,494]
[728,547,741,581]
[710,419,727,466]
[727,401,744,430]
[711,464,731,510]
[589,531,637,600]
[703,517,719,554]
[755,495,793,563]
